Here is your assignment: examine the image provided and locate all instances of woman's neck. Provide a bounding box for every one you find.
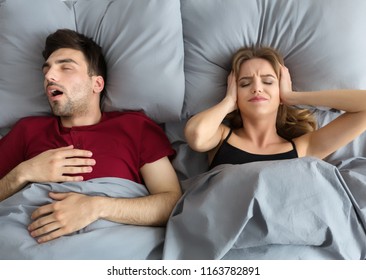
[240,118,282,148]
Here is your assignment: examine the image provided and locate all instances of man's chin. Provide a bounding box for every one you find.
[50,108,71,117]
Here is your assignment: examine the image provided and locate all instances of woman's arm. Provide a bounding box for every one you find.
[185,72,237,152]
[281,66,366,159]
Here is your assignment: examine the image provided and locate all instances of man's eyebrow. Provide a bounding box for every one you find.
[42,58,79,70]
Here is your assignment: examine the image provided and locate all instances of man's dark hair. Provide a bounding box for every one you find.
[42,29,107,96]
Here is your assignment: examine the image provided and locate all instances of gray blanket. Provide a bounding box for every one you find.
[163,157,366,259]
[0,178,164,259]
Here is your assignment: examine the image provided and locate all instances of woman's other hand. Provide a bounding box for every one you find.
[279,65,293,105]
[225,71,238,112]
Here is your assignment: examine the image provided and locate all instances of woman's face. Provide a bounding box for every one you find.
[236,58,280,119]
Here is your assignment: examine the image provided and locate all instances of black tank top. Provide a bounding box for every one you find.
[209,129,298,169]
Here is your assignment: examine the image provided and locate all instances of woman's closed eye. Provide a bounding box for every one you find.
[239,82,250,87]
[238,78,251,87]
[261,76,276,85]
[262,80,273,85]
[239,80,273,87]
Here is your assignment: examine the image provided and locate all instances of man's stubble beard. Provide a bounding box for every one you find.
[50,95,90,118]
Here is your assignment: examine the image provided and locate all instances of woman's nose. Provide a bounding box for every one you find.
[251,80,262,94]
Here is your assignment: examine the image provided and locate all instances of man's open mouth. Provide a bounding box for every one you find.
[51,89,63,97]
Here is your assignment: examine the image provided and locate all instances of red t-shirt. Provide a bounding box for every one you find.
[0,111,175,184]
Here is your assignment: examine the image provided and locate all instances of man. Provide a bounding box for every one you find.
[0,29,181,243]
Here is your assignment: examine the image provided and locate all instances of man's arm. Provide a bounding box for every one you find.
[0,165,28,202]
[0,145,96,202]
[100,156,182,226]
[28,156,182,243]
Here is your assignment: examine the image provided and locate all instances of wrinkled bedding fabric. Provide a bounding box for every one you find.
[1,158,365,260]
[0,178,164,259]
[163,157,366,260]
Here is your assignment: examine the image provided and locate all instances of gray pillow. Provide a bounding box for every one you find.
[181,0,366,118]
[0,0,75,129]
[75,0,185,123]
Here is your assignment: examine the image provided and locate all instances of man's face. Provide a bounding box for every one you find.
[42,48,94,118]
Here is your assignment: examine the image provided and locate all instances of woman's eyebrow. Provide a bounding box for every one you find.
[238,76,252,81]
[261,74,276,79]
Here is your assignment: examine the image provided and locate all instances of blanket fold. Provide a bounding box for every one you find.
[163,157,366,260]
[0,177,164,260]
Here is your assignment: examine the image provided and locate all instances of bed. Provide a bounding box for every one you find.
[0,0,366,260]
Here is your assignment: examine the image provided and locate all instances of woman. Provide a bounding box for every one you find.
[185,46,366,169]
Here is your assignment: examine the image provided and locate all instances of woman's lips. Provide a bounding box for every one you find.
[248,96,268,102]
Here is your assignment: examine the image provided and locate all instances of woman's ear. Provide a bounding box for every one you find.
[93,76,105,94]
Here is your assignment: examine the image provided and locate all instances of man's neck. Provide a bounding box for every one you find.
[60,111,102,128]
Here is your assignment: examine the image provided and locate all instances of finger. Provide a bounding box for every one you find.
[48,192,69,201]
[59,175,84,182]
[52,145,74,151]
[62,165,93,175]
[230,71,236,82]
[28,213,55,231]
[280,65,286,77]
[30,204,54,220]
[56,148,93,159]
[228,70,233,79]
[64,157,96,167]
[29,220,61,238]
[36,228,64,243]
[280,65,291,78]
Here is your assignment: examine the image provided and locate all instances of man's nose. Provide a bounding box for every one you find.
[44,68,58,82]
